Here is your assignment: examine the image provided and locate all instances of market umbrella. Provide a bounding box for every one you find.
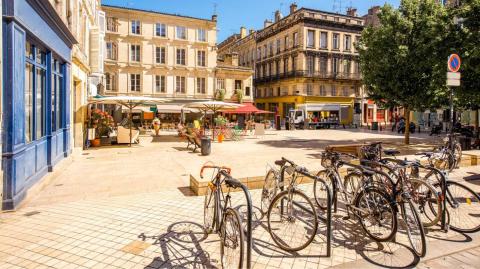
[183,101,244,138]
[90,96,169,147]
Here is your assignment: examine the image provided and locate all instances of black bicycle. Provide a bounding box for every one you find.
[201,164,244,268]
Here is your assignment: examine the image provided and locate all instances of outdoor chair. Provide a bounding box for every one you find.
[185,132,202,152]
[117,126,140,144]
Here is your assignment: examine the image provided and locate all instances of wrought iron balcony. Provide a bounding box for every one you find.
[254,70,361,84]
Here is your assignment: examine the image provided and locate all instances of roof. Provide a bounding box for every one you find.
[101,4,214,23]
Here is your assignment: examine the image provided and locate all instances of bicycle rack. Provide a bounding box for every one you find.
[439,170,449,232]
[279,166,333,257]
[237,182,253,269]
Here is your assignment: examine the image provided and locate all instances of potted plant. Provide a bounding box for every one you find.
[235,89,244,104]
[215,89,226,101]
[214,115,227,143]
[90,109,114,146]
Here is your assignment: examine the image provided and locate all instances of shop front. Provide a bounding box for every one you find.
[2,0,76,209]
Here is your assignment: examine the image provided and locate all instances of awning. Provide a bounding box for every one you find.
[156,104,198,113]
[222,103,263,114]
[122,106,151,113]
[299,104,341,111]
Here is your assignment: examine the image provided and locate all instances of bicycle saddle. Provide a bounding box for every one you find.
[275,160,286,166]
[383,149,400,156]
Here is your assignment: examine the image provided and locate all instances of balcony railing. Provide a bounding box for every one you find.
[254,70,361,84]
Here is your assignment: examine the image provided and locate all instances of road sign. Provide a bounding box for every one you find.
[447,71,461,87]
[448,54,461,72]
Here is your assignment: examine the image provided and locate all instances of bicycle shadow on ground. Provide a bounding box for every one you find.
[140,221,218,269]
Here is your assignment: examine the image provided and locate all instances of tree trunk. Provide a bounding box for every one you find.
[404,108,410,145]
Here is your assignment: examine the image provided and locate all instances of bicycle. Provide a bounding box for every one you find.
[314,151,399,243]
[266,158,319,251]
[201,164,245,268]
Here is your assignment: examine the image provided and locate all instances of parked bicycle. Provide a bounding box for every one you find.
[266,158,319,251]
[201,164,245,268]
[314,151,399,243]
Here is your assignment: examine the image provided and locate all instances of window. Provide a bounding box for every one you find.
[344,35,351,51]
[155,75,166,93]
[343,60,351,74]
[155,23,167,37]
[306,84,313,96]
[354,36,360,51]
[235,80,242,90]
[51,59,63,132]
[28,47,47,140]
[176,48,186,65]
[196,77,206,94]
[25,43,34,142]
[293,32,298,47]
[320,85,327,96]
[307,30,315,48]
[130,74,141,92]
[257,48,261,60]
[307,56,315,74]
[197,50,206,66]
[156,47,166,64]
[105,73,116,91]
[176,76,186,93]
[292,56,297,71]
[342,86,349,96]
[331,85,337,96]
[332,57,340,74]
[284,58,289,73]
[245,87,251,96]
[269,42,273,56]
[276,39,281,53]
[284,35,289,50]
[216,78,225,90]
[107,17,118,32]
[176,26,186,39]
[130,44,140,62]
[106,42,117,60]
[319,57,327,73]
[275,60,280,75]
[131,20,141,34]
[333,33,340,49]
[320,32,328,49]
[197,29,206,42]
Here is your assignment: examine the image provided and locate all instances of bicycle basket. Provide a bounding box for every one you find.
[321,152,335,168]
[361,145,381,161]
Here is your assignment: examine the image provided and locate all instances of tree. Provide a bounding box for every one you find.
[358,0,451,144]
[448,0,480,127]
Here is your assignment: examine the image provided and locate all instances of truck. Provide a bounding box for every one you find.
[288,104,343,129]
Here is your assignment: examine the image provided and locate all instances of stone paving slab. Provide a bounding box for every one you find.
[1,167,479,269]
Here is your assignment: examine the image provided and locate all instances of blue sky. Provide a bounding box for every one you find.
[102,0,399,42]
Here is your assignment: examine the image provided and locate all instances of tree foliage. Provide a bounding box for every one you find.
[357,0,451,143]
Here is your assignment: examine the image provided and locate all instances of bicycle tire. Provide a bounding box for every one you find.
[401,198,427,257]
[261,169,278,215]
[409,178,442,228]
[434,181,480,233]
[204,184,216,234]
[354,187,398,242]
[220,208,244,269]
[314,170,334,210]
[267,189,318,251]
[343,171,365,203]
[453,142,462,169]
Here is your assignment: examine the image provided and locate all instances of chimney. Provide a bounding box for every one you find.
[264,19,273,28]
[240,27,247,38]
[368,6,380,15]
[211,14,217,22]
[290,3,298,14]
[346,7,357,17]
[275,10,283,22]
[249,29,255,35]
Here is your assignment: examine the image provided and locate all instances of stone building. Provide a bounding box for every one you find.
[219,4,364,124]
[102,5,218,106]
[216,53,254,103]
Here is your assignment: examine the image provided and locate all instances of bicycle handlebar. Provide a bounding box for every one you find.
[200,165,231,178]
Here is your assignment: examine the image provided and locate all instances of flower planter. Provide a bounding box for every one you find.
[217,133,224,143]
[91,138,101,147]
[100,136,111,146]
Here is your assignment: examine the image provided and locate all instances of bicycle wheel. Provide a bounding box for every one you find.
[261,169,278,215]
[409,178,442,228]
[453,142,462,169]
[354,188,397,242]
[343,171,365,202]
[267,189,318,251]
[442,181,480,233]
[314,170,334,210]
[220,208,244,269]
[204,183,216,234]
[400,198,427,257]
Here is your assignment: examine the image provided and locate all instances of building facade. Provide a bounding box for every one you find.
[216,53,254,103]
[2,0,77,209]
[102,5,218,105]
[218,4,364,124]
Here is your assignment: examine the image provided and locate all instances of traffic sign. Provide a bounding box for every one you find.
[448,54,461,72]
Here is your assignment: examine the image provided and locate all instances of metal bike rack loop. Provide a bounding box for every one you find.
[237,182,253,269]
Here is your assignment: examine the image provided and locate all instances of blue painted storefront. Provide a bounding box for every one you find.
[2,0,77,209]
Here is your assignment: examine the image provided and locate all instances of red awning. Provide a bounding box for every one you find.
[222,103,263,114]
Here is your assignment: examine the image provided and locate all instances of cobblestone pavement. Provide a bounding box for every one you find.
[416,246,480,269]
[1,167,479,269]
